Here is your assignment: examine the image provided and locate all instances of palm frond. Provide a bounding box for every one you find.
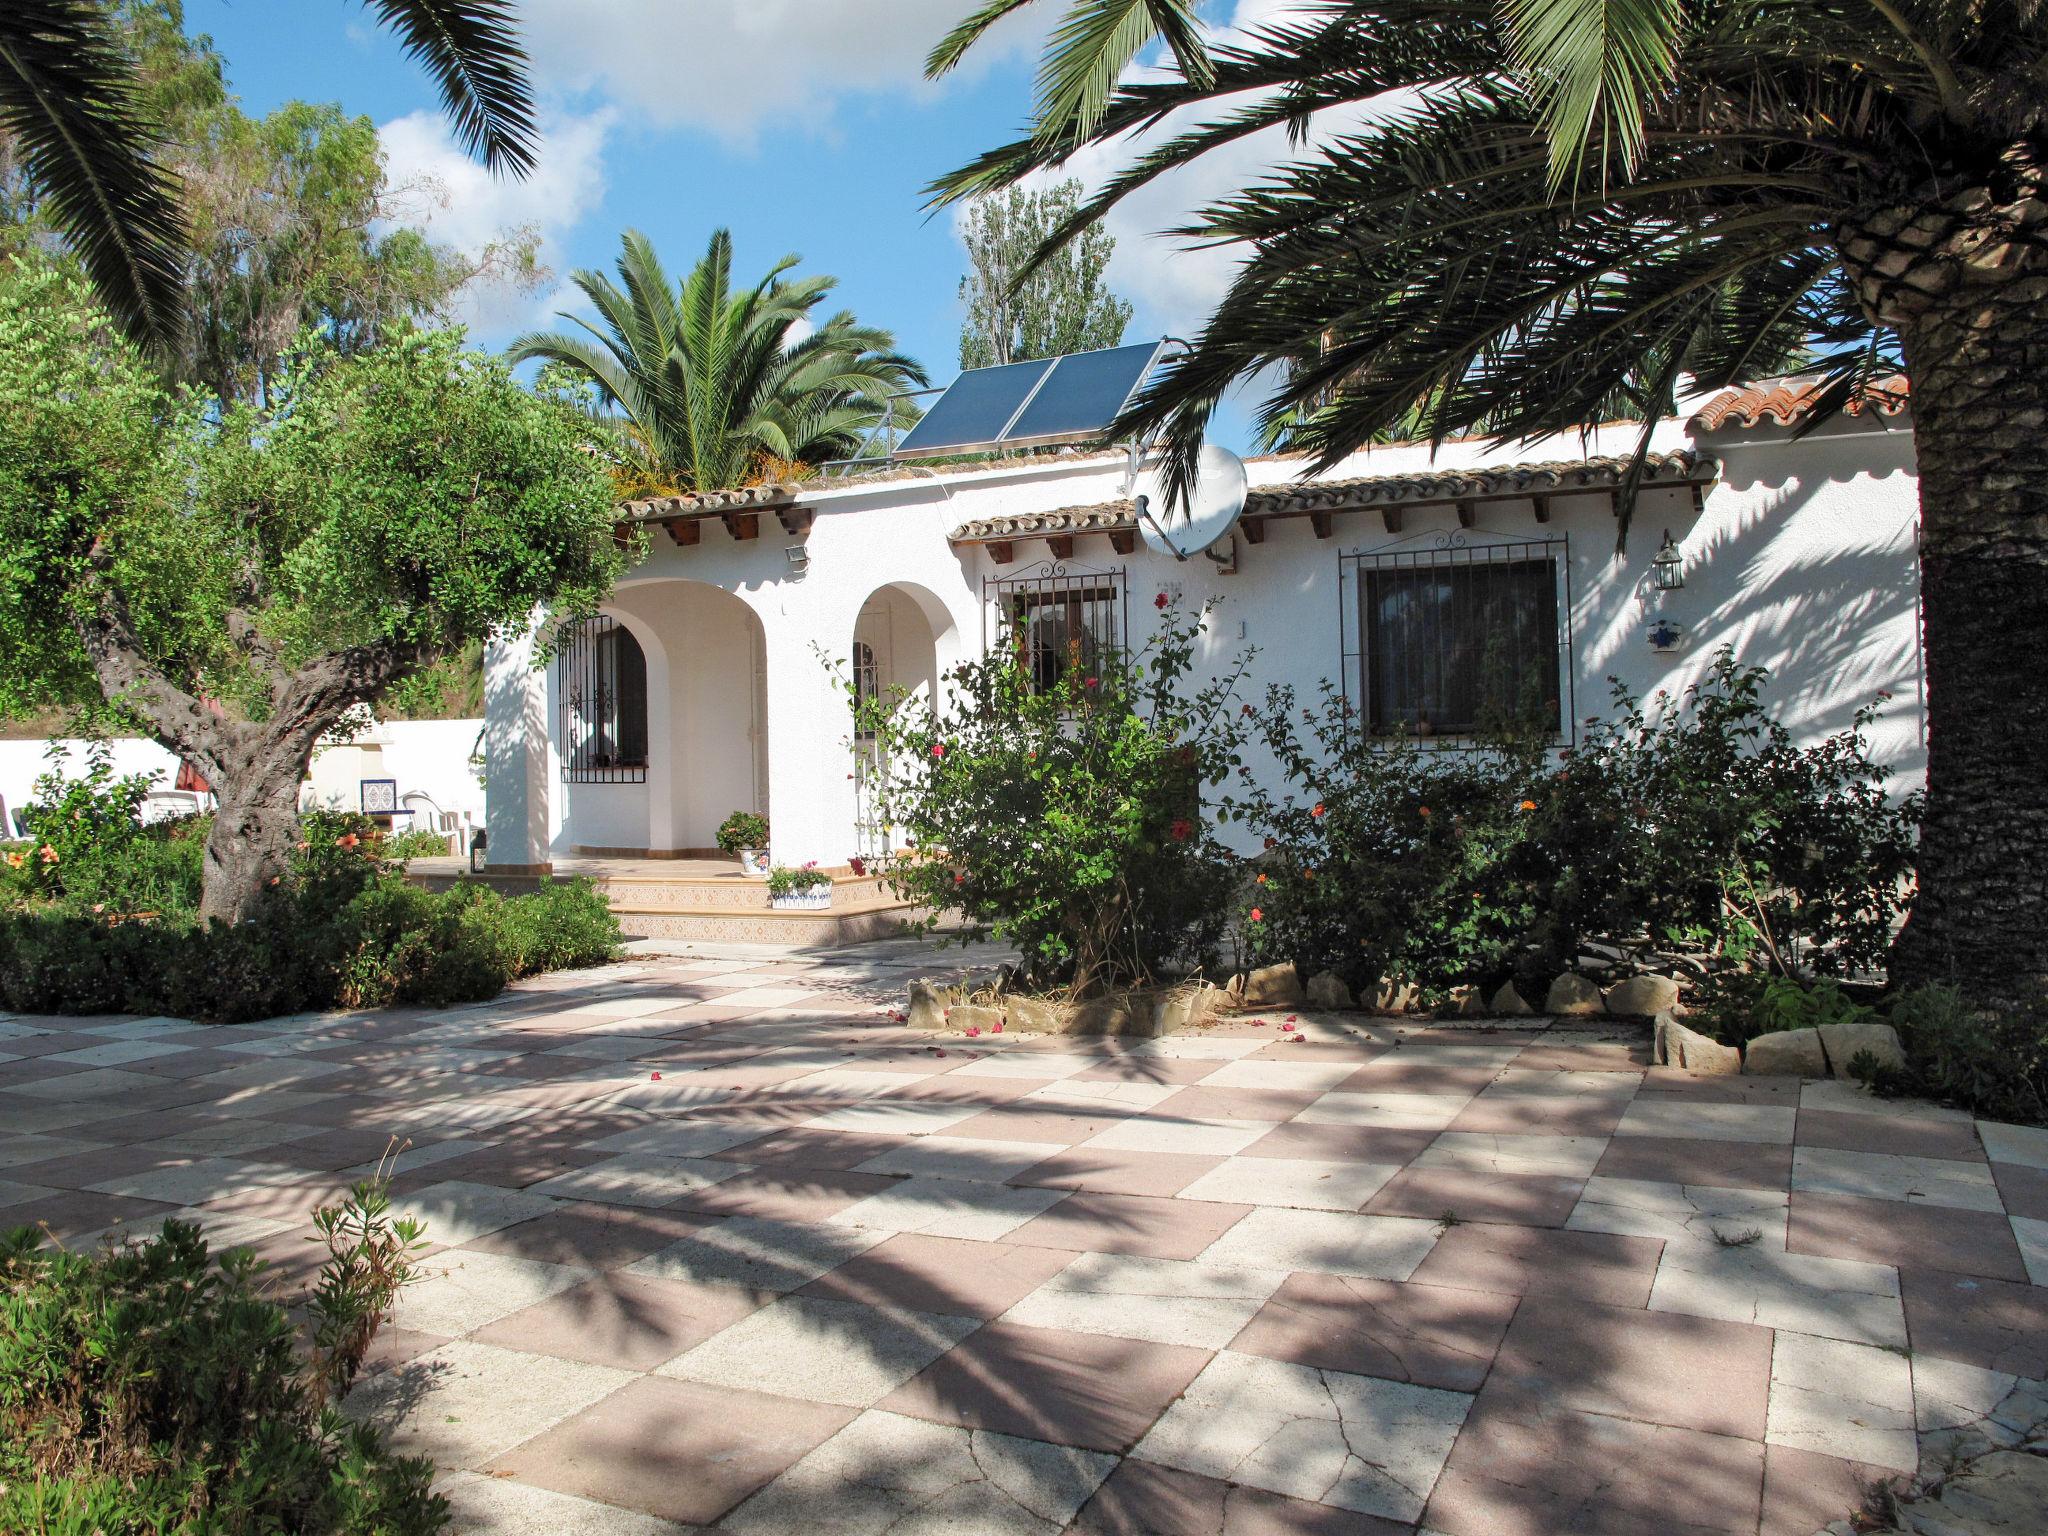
[1501,0,1686,191]
[364,0,537,176]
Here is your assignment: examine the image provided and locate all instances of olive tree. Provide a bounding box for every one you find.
[0,257,625,922]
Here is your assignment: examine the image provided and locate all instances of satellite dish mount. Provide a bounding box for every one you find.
[1134,444,1249,564]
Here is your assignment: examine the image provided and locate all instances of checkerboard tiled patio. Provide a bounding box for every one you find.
[4,943,2045,1535]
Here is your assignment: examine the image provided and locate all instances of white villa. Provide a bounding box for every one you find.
[478,372,1923,930]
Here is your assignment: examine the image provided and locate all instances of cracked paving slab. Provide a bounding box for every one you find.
[1565,1175,1790,1249]
[1131,1348,1472,1523]
[1648,1242,1905,1347]
[722,1408,1116,1536]
[1765,1329,1917,1472]
[998,1252,1290,1349]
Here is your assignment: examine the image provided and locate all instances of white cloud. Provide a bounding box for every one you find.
[517,0,1043,141]
[377,107,614,335]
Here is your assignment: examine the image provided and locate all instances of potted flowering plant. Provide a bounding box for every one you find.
[766,861,833,910]
[716,811,770,876]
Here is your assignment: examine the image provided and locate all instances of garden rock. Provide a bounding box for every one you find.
[1818,1020,1906,1078]
[1242,962,1306,1008]
[1305,971,1354,1010]
[907,979,949,1030]
[1369,978,1417,1013]
[1545,973,1605,1015]
[1006,995,1062,1034]
[949,1003,1002,1035]
[1489,981,1533,1016]
[1449,985,1488,1017]
[1066,996,1144,1037]
[1654,1010,1741,1075]
[1745,1027,1827,1077]
[1605,974,1681,1017]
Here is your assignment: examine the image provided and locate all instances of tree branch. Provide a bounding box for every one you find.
[72,538,232,779]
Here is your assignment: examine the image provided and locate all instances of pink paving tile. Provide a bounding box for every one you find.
[264,1127,421,1172]
[1425,1393,1765,1536]
[1068,1456,1399,1535]
[878,1320,1212,1454]
[1008,1148,1223,1198]
[3,1142,192,1191]
[1332,1060,1502,1095]
[482,1375,856,1526]
[1795,1108,1986,1162]
[1070,1058,1225,1087]
[1511,1040,1652,1072]
[1992,1159,2048,1221]
[796,1231,1076,1318]
[1594,1133,1792,1190]
[358,1325,451,1379]
[1759,1445,1903,1536]
[941,1105,1135,1144]
[1489,1294,1773,1438]
[1900,1266,2048,1378]
[1789,1192,2028,1282]
[4,1188,179,1238]
[387,1144,608,1194]
[1636,1072,1804,1106]
[1002,1190,1253,1261]
[1149,1085,1318,1123]
[459,1202,714,1268]
[1408,1222,1663,1307]
[471,1271,765,1370]
[1236,1122,1440,1164]
[716,1127,912,1171]
[671,1167,900,1223]
[1361,1168,1584,1228]
[1228,1272,1516,1392]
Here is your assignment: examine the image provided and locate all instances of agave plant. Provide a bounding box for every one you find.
[0,0,536,349]
[510,228,928,496]
[928,0,2048,1006]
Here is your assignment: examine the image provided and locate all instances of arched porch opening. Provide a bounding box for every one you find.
[850,582,956,860]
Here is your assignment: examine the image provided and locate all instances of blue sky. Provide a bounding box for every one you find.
[184,0,1283,448]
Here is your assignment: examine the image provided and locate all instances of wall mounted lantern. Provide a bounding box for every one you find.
[785,544,811,580]
[1651,529,1686,591]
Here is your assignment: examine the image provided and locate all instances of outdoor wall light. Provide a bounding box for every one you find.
[469,826,488,874]
[785,544,811,580]
[1651,529,1686,591]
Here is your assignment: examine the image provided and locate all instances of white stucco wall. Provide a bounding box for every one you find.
[484,402,1925,871]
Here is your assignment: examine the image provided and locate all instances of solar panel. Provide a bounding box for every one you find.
[891,357,1055,457]
[1003,342,1165,448]
[889,341,1167,460]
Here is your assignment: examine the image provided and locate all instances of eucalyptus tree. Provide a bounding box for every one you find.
[510,228,929,495]
[928,0,2048,1005]
[0,0,536,349]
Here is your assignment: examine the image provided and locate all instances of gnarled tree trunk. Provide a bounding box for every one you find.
[198,739,308,926]
[1838,150,2048,1007]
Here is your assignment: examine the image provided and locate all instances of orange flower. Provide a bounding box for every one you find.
[3,851,22,869]
[1255,872,1268,885]
[1303,867,1315,879]
[1311,803,1325,818]
[38,845,57,864]
[1417,806,1432,818]
[1519,798,1537,811]
[1248,906,1264,922]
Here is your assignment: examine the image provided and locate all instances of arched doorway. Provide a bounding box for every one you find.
[850,583,952,860]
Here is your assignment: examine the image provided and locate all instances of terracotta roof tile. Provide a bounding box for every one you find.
[1689,374,1910,432]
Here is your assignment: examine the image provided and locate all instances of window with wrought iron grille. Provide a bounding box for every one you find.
[983,563,1127,695]
[1341,534,1574,740]
[558,615,649,782]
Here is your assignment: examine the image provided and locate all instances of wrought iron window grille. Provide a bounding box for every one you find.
[981,560,1129,699]
[557,614,650,783]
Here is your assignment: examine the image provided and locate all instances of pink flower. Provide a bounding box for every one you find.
[965,1026,981,1038]
[650,1071,662,1081]
[1290,1033,1308,1044]
[931,742,946,758]
[38,845,57,865]
[935,1049,948,1058]
[1249,906,1263,922]
[1280,1022,1296,1033]
[992,1021,1004,1033]
[1154,592,1170,609]
[1286,1014,1298,1022]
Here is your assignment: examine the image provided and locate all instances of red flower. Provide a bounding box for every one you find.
[1084,676,1099,688]
[1311,803,1325,818]
[1262,837,1276,850]
[931,742,946,758]
[1154,592,1170,609]
[1169,818,1192,842]
[1418,805,1432,818]
[953,872,965,885]
[650,1071,662,1081]
[1249,906,1264,922]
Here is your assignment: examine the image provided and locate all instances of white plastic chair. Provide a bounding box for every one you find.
[140,790,202,825]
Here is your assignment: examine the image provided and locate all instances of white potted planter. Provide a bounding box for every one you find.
[717,812,772,877]
[738,847,770,877]
[767,863,833,911]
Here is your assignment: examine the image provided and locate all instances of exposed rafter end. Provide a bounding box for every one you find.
[724,511,760,541]
[1377,506,1401,535]
[1456,500,1477,529]
[988,540,1014,566]
[1310,509,1334,540]
[1047,534,1075,560]
[665,518,700,547]
[1241,517,1267,546]
[777,508,813,537]
[1532,496,1552,524]
[1109,528,1136,555]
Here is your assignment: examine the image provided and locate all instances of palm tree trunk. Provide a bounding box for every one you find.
[1857,179,2048,1007]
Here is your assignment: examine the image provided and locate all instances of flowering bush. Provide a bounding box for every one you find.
[766,862,832,896]
[1227,649,1920,997]
[6,743,202,913]
[716,810,769,852]
[849,596,1249,994]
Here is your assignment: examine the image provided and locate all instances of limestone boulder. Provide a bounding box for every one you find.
[1370,978,1417,1014]
[1744,1027,1827,1077]
[1545,972,1605,1016]
[1448,985,1488,1018]
[1242,961,1306,1008]
[1305,971,1354,1010]
[1489,982,1533,1017]
[1605,974,1681,1017]
[949,1003,1002,1035]
[906,979,950,1030]
[1005,995,1062,1034]
[1818,1020,1906,1078]
[1653,1010,1741,1075]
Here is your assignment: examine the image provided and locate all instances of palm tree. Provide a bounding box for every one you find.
[510,229,929,496]
[927,0,2048,1008]
[0,0,535,349]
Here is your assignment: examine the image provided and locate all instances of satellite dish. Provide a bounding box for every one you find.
[1134,444,1248,562]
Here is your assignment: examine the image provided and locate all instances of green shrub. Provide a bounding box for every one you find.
[1688,973,1877,1049]
[1870,984,2048,1126]
[0,1196,445,1534]
[384,826,457,860]
[493,877,623,974]
[1227,651,1919,997]
[716,810,769,852]
[5,742,205,914]
[851,596,1248,993]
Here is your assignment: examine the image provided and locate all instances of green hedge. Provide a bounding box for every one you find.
[0,1222,446,1535]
